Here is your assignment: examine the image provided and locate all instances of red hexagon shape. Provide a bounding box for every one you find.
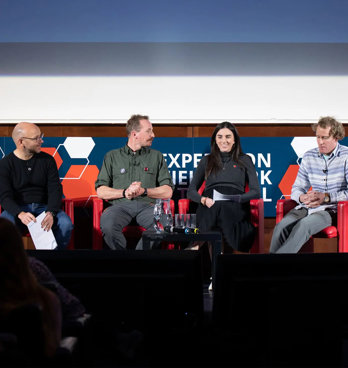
[61,165,99,198]
[279,164,312,198]
[278,165,299,199]
[41,147,63,169]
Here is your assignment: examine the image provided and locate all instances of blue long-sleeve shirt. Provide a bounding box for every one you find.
[291,143,348,213]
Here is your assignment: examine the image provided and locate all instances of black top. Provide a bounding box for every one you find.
[187,153,260,203]
[0,152,62,216]
[187,153,260,252]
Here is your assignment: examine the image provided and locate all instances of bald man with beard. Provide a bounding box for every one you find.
[0,122,73,249]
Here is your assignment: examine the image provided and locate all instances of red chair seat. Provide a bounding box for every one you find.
[315,226,337,238]
[276,199,348,252]
[92,198,175,250]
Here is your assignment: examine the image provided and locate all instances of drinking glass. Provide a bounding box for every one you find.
[175,214,185,228]
[153,199,163,233]
[153,199,173,233]
[189,214,196,229]
[185,214,191,228]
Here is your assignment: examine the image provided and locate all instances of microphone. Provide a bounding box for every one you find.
[323,169,328,174]
[169,227,200,234]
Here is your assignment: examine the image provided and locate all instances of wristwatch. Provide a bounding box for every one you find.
[142,188,148,197]
[48,211,56,217]
[324,193,330,203]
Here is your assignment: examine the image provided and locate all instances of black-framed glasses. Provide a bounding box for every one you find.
[21,133,44,142]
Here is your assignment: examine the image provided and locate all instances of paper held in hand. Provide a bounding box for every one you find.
[213,189,241,203]
[27,211,57,250]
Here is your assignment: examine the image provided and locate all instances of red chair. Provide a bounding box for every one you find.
[178,182,264,253]
[92,198,175,250]
[276,199,348,253]
[63,197,95,249]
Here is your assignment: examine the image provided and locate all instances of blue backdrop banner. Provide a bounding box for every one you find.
[1,136,346,217]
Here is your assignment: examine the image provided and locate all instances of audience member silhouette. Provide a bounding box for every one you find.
[0,218,62,357]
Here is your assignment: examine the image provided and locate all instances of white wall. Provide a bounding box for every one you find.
[1,75,348,124]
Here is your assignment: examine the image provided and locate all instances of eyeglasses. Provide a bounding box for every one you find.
[21,133,44,142]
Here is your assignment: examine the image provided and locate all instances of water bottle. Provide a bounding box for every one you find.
[153,199,163,233]
[161,199,173,232]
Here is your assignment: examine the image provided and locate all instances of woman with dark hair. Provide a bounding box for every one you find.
[0,218,62,358]
[187,122,260,253]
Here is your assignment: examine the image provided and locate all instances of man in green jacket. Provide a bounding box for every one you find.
[95,114,174,250]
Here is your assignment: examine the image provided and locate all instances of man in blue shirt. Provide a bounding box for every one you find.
[270,116,348,253]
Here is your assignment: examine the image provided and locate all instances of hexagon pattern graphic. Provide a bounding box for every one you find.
[43,137,99,201]
[291,137,317,162]
[41,147,63,169]
[64,137,95,159]
[278,165,299,199]
[62,165,99,198]
[278,137,317,198]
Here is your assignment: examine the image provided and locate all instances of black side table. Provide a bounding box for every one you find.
[142,230,222,290]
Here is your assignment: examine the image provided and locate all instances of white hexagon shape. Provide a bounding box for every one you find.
[291,137,317,159]
[63,137,95,159]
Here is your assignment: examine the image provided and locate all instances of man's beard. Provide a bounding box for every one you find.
[24,145,40,156]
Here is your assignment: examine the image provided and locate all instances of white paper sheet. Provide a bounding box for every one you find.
[213,189,230,201]
[212,189,241,202]
[27,211,57,250]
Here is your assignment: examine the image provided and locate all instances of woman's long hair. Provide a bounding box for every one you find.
[205,121,244,178]
[0,218,61,357]
[0,218,40,310]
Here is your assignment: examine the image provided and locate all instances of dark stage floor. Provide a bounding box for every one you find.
[19,251,348,368]
[60,286,345,368]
